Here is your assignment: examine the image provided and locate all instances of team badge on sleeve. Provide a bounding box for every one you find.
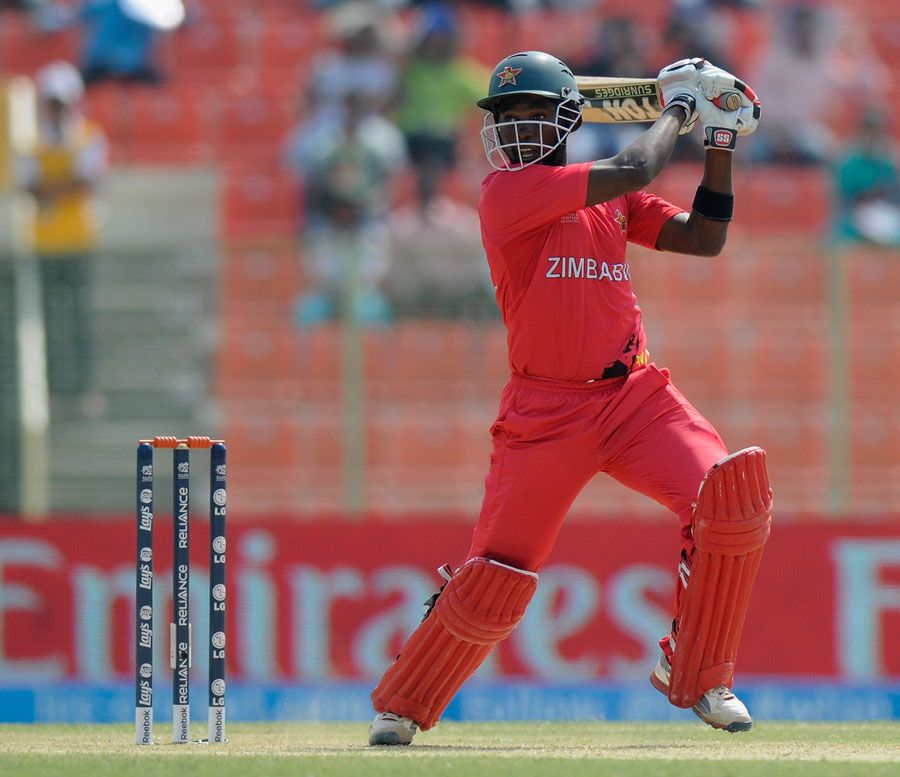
[614,209,627,233]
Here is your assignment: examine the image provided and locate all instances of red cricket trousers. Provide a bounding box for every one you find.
[468,364,728,572]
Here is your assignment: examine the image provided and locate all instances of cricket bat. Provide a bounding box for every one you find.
[576,77,662,124]
[576,76,742,124]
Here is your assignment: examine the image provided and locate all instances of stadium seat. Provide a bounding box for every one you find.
[851,403,900,464]
[294,326,343,401]
[258,412,343,512]
[584,0,670,28]
[845,246,900,307]
[215,86,295,162]
[124,85,213,163]
[366,321,500,402]
[739,168,832,234]
[744,239,828,306]
[221,416,304,513]
[638,252,734,316]
[650,324,734,400]
[221,171,300,239]
[852,0,900,22]
[747,404,830,471]
[170,16,246,78]
[378,322,475,401]
[221,241,302,308]
[714,7,772,74]
[469,324,509,398]
[869,22,900,102]
[224,416,300,472]
[850,470,900,514]
[0,19,80,73]
[647,164,697,210]
[81,83,130,162]
[257,14,324,78]
[217,327,301,395]
[766,461,829,513]
[219,233,298,311]
[503,10,596,60]
[724,404,830,514]
[365,407,491,513]
[848,318,900,401]
[363,329,402,401]
[457,6,508,65]
[849,399,900,512]
[275,412,344,476]
[732,325,829,402]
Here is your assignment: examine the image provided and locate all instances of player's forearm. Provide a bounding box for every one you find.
[619,110,684,183]
[688,150,734,254]
[699,149,733,195]
[586,112,683,204]
[655,150,734,256]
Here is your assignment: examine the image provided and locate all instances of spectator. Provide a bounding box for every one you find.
[394,2,487,213]
[283,89,408,326]
[307,2,401,121]
[656,2,737,73]
[38,0,185,85]
[2,0,41,10]
[568,17,652,162]
[387,195,495,320]
[832,110,900,247]
[15,61,108,415]
[654,2,740,162]
[750,3,891,166]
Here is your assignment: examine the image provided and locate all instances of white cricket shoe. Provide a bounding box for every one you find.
[650,652,753,733]
[368,712,418,746]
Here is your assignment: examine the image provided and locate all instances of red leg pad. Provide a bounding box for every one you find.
[371,557,537,730]
[668,447,773,708]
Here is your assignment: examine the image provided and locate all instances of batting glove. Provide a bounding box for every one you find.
[696,99,761,151]
[694,73,761,151]
[656,58,705,134]
[694,62,761,149]
[696,63,761,130]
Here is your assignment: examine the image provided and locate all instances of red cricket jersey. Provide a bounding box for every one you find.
[479,161,684,382]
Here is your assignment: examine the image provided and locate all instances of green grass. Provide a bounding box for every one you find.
[1,722,898,776]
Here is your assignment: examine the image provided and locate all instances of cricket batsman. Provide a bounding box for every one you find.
[368,51,772,745]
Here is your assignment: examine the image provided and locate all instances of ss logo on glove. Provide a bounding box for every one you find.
[706,127,737,151]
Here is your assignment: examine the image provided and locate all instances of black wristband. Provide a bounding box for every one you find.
[692,185,734,222]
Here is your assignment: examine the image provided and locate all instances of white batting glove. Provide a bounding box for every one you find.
[696,98,761,151]
[695,78,761,150]
[656,58,705,134]
[694,62,761,150]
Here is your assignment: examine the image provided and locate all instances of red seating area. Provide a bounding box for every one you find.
[211,233,898,516]
[2,4,896,516]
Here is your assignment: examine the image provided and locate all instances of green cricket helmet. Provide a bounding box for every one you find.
[477,51,585,171]
[477,50,581,112]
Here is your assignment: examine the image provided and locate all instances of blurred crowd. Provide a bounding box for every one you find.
[4,0,899,328]
[283,0,898,325]
[282,1,493,325]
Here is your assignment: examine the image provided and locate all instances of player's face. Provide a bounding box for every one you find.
[495,97,562,164]
[481,93,581,171]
